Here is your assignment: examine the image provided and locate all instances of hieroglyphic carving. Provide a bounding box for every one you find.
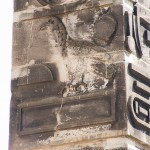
[141,18,150,48]
[125,2,150,57]
[128,95,150,132]
[132,3,143,57]
[10,0,150,149]
[128,63,150,131]
[124,11,136,53]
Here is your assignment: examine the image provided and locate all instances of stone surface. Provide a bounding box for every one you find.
[10,0,150,150]
[17,90,115,135]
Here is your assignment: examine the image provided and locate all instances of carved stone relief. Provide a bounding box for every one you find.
[128,63,150,132]
[123,2,150,139]
[12,12,121,100]
[11,1,150,150]
[17,90,115,135]
[124,2,150,59]
[17,63,54,86]
[36,8,118,97]
[9,7,128,148]
[14,0,89,11]
[10,6,124,144]
[40,17,67,56]
[62,8,117,47]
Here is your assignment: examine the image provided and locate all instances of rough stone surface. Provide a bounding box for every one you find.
[10,0,150,150]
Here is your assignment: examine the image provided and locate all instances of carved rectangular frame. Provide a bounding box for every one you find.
[17,89,116,136]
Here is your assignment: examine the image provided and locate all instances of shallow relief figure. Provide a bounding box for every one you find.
[39,7,118,97]
[10,1,150,149]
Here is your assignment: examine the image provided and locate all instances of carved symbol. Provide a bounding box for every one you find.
[140,17,150,31]
[124,11,136,53]
[133,81,150,98]
[125,3,150,57]
[140,16,150,48]
[128,95,150,132]
[128,63,150,84]
[132,3,143,57]
[124,11,139,54]
[143,30,150,48]
[128,63,150,131]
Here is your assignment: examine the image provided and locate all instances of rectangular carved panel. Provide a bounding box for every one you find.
[17,90,115,135]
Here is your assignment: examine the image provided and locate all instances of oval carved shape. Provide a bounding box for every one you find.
[93,15,117,46]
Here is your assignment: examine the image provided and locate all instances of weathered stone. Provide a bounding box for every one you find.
[17,90,115,135]
[10,0,150,150]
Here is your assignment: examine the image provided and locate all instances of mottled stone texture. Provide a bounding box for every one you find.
[10,0,150,150]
